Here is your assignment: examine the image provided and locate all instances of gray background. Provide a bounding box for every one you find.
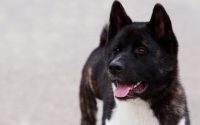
[0,0,199,125]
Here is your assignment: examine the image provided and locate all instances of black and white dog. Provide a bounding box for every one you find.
[79,1,190,125]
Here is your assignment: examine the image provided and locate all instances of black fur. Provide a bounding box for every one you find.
[80,1,190,125]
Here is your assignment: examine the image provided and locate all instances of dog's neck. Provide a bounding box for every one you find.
[148,78,179,105]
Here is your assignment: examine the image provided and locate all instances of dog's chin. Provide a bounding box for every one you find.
[112,80,149,100]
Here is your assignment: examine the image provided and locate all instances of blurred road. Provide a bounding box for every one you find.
[0,0,199,125]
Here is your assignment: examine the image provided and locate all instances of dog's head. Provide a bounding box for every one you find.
[105,1,178,100]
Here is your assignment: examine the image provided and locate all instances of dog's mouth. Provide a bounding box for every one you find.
[113,81,148,99]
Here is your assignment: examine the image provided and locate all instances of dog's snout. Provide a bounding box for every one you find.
[109,61,124,74]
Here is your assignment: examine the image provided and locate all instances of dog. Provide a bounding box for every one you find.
[79,1,190,125]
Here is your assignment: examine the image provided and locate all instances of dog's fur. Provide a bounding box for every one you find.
[79,1,190,125]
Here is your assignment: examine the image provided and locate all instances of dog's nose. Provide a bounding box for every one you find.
[109,61,124,74]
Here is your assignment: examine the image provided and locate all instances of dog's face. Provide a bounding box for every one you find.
[105,1,178,100]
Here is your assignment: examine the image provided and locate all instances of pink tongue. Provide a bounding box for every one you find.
[114,84,133,98]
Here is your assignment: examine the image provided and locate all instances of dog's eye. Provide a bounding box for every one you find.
[135,47,147,55]
[113,47,120,54]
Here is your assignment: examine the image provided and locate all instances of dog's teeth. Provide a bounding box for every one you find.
[134,81,142,88]
[137,81,142,85]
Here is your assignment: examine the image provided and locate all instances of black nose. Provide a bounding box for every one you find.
[109,61,124,74]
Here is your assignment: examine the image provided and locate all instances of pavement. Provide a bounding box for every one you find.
[0,0,199,125]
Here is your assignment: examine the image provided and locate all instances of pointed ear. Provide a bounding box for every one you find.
[148,4,173,39]
[148,4,178,55]
[108,1,132,40]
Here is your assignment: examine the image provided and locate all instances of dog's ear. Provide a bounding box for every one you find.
[148,4,173,39]
[148,4,178,55]
[108,1,132,40]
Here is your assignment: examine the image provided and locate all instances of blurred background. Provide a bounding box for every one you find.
[0,0,199,125]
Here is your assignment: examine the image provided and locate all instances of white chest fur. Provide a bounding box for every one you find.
[106,98,160,125]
